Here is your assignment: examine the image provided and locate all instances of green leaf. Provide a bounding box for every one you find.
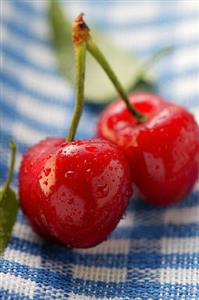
[48,0,154,104]
[0,141,18,254]
[0,187,18,253]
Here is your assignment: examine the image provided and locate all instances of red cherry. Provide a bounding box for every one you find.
[19,138,132,248]
[97,92,199,206]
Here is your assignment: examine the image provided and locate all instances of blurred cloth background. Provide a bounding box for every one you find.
[0,0,199,299]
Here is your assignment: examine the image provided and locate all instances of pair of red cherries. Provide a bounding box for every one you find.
[19,15,199,248]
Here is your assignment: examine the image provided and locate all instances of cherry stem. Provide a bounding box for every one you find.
[67,14,89,141]
[87,40,146,122]
[2,141,16,195]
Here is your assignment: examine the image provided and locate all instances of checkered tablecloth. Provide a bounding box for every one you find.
[0,1,199,299]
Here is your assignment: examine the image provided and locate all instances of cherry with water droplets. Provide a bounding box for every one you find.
[19,14,133,248]
[97,92,199,206]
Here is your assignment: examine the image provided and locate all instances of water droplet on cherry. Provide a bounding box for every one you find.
[61,142,67,148]
[65,170,75,178]
[44,168,51,176]
[86,146,97,152]
[96,183,109,198]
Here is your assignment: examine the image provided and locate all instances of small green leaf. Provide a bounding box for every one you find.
[0,187,18,253]
[48,0,154,104]
[0,141,18,254]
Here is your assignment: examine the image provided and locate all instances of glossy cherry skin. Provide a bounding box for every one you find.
[19,138,132,248]
[97,93,199,206]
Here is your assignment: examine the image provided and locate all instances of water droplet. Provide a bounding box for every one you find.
[68,198,74,205]
[65,170,75,178]
[61,142,67,148]
[96,183,109,198]
[86,168,92,173]
[44,168,51,176]
[122,213,126,220]
[86,146,97,152]
[84,159,87,164]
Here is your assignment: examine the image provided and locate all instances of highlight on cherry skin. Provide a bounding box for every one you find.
[97,92,199,206]
[19,138,133,248]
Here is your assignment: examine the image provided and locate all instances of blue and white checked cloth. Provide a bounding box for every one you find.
[1,1,199,299]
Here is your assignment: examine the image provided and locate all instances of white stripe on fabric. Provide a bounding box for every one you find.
[0,273,36,298]
[118,212,134,227]
[68,294,124,300]
[72,265,127,283]
[15,0,197,25]
[161,237,199,254]
[107,3,159,24]
[75,239,130,255]
[173,45,199,72]
[191,108,199,124]
[1,25,56,69]
[12,222,42,244]
[162,75,199,100]
[163,207,199,224]
[3,58,72,101]
[109,18,199,51]
[176,1,199,14]
[193,180,199,192]
[36,286,70,300]
[2,0,49,39]
[1,88,68,128]
[160,268,199,285]
[16,95,67,128]
[12,122,47,145]
[25,43,57,69]
[2,248,42,269]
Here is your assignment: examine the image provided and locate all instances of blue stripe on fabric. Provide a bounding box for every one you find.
[3,41,199,91]
[7,238,129,268]
[1,72,69,105]
[7,235,199,269]
[69,279,199,299]
[113,223,199,239]
[11,0,199,32]
[11,0,45,17]
[17,211,29,225]
[128,38,199,59]
[129,191,199,211]
[0,99,64,135]
[0,260,73,293]
[0,290,32,300]
[0,160,10,186]
[2,12,199,60]
[1,92,96,137]
[2,44,58,76]
[94,14,199,31]
[1,19,49,46]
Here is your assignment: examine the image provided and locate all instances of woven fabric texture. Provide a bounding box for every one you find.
[0,0,199,299]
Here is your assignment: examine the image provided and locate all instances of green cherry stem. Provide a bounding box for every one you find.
[71,13,146,124]
[1,141,16,199]
[87,40,146,122]
[67,14,88,141]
